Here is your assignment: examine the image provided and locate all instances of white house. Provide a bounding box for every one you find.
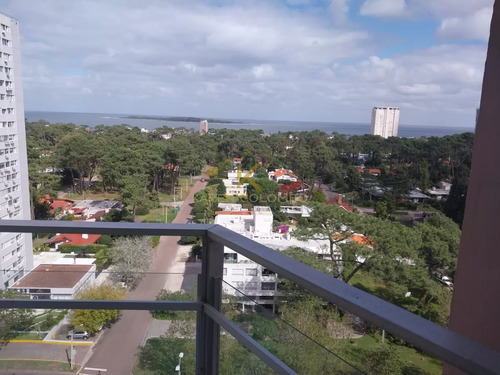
[223,170,254,196]
[216,206,329,312]
[10,264,95,299]
[268,168,298,182]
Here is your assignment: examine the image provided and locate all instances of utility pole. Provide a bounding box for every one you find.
[70,332,75,369]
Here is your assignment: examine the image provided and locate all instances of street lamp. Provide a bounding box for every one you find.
[175,352,184,374]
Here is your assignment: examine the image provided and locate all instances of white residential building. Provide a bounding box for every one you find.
[268,168,298,182]
[223,170,253,196]
[0,12,33,289]
[370,106,400,138]
[216,206,329,311]
[10,264,96,299]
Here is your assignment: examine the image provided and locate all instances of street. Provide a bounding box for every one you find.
[82,173,208,374]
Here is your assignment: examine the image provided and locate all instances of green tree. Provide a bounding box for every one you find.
[345,165,361,191]
[110,237,154,288]
[254,166,269,179]
[295,204,358,278]
[374,201,388,220]
[365,346,403,375]
[0,290,34,339]
[70,282,127,334]
[445,166,470,227]
[310,189,327,203]
[120,174,150,218]
[417,214,461,275]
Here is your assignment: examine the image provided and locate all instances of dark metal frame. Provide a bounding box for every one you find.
[0,221,499,375]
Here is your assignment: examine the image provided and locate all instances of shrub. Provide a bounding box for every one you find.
[97,235,113,247]
[58,244,81,253]
[179,236,200,245]
[152,236,160,248]
[84,244,108,254]
[135,205,150,216]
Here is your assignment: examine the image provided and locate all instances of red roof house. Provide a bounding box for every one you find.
[46,233,102,250]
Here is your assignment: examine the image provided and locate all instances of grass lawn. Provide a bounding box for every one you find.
[10,332,44,340]
[137,207,177,223]
[349,270,387,294]
[346,271,443,374]
[64,190,120,200]
[158,177,192,202]
[0,359,78,372]
[33,237,49,248]
[345,333,442,374]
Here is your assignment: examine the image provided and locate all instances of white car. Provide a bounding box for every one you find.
[441,276,453,287]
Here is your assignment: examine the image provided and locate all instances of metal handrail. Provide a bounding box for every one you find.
[0,220,499,374]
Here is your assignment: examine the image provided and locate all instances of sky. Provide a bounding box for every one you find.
[2,0,493,126]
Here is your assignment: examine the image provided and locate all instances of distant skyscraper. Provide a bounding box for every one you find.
[200,119,208,135]
[370,107,400,138]
[0,12,33,289]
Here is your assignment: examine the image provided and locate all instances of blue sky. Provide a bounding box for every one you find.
[2,0,493,127]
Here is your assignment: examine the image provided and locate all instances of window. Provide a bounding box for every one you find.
[232,268,243,276]
[245,268,257,276]
[223,268,227,276]
[262,268,276,276]
[245,282,257,290]
[224,253,237,263]
[261,282,276,291]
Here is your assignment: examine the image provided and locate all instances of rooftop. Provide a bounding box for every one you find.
[11,264,93,289]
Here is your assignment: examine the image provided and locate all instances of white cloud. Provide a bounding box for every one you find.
[252,64,276,80]
[328,0,350,25]
[360,0,408,18]
[0,0,489,126]
[437,7,492,41]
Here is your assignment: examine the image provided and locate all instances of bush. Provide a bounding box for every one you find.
[152,235,160,248]
[190,245,202,260]
[97,235,113,247]
[135,205,150,216]
[179,236,200,245]
[95,248,111,267]
[84,244,108,254]
[58,244,81,253]
[153,289,196,320]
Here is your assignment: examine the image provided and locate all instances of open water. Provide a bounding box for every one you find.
[25,111,475,138]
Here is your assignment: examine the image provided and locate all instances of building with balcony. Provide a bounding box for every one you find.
[0,12,33,289]
[217,206,330,310]
[370,106,400,138]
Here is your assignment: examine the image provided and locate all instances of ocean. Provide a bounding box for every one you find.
[24,111,475,138]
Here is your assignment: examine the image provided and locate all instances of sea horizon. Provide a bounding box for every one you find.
[25,110,475,138]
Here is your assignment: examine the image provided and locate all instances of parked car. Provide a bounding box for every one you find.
[67,330,89,340]
[440,276,453,288]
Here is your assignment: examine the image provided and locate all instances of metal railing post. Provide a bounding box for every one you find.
[196,235,224,375]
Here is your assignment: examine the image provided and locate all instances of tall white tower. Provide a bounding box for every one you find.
[370,107,400,138]
[0,12,33,289]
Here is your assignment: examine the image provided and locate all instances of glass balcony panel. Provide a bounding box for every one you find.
[222,280,364,374]
[219,331,278,375]
[0,307,90,372]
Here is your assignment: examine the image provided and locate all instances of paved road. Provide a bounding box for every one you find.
[0,341,89,365]
[83,174,208,375]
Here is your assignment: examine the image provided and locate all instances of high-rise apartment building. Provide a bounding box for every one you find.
[370,106,400,138]
[0,12,33,289]
[200,119,208,135]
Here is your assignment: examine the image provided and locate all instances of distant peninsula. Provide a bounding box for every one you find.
[122,115,242,124]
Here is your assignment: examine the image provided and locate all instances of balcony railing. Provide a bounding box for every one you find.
[0,220,500,374]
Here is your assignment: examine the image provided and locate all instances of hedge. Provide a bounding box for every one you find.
[59,244,108,254]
